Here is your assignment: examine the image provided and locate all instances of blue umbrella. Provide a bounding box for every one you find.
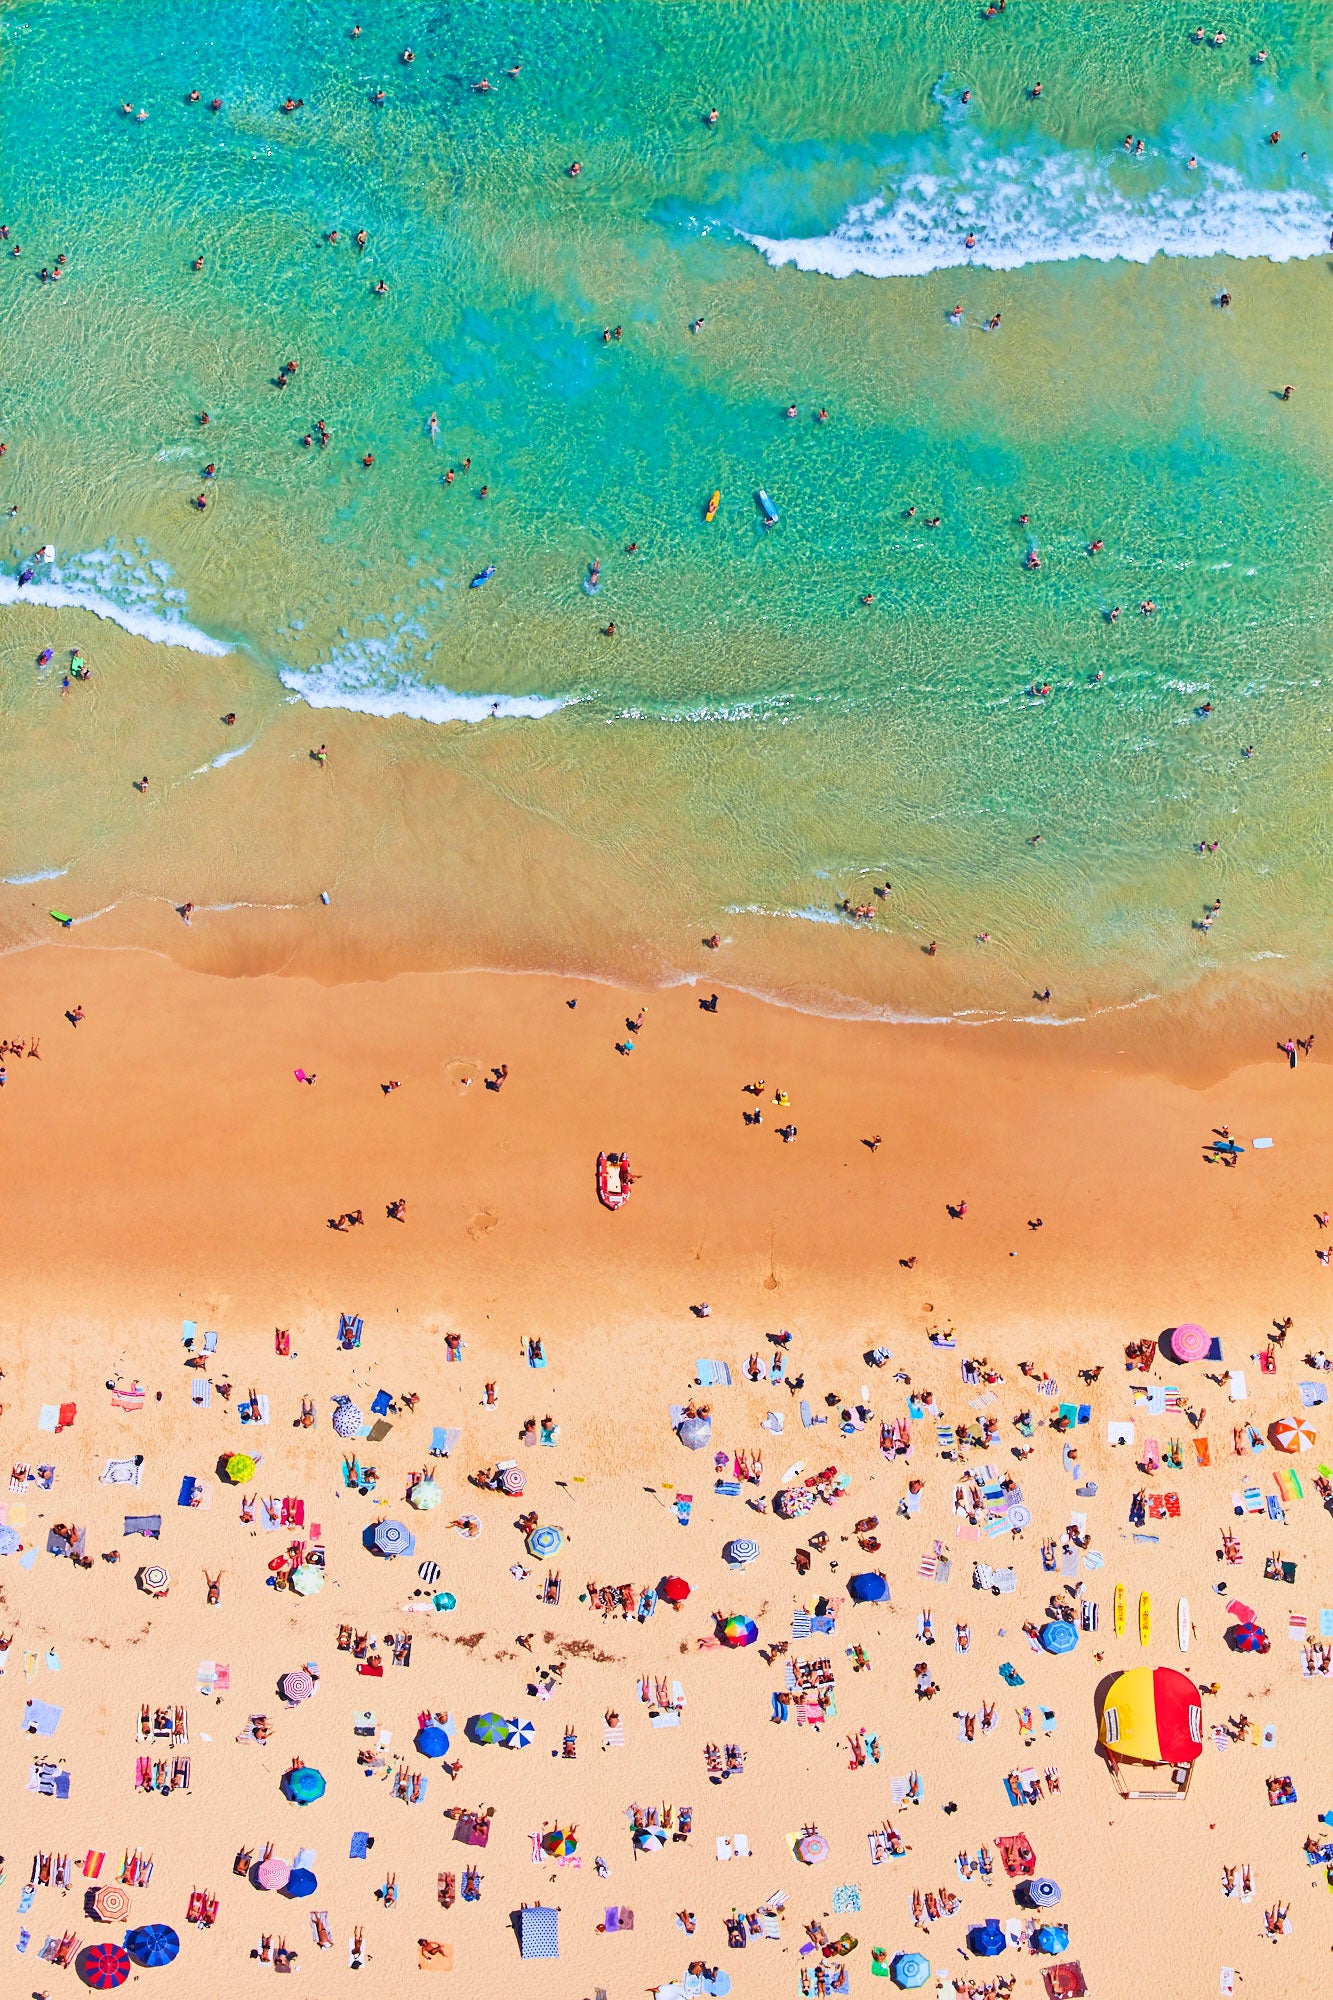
[504,1716,536,1748]
[125,1924,180,1967]
[1034,1925,1069,1955]
[849,1571,888,1603]
[372,1518,416,1558]
[417,1722,451,1759]
[284,1868,318,1900]
[526,1525,563,1558]
[1027,1877,1062,1907]
[891,1950,931,1988]
[1040,1620,1078,1655]
[284,1765,326,1804]
[968,1919,1007,1958]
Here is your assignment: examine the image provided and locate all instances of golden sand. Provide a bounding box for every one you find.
[0,943,1330,1992]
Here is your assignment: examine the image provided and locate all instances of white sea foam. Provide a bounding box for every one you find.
[742,140,1333,278]
[0,542,228,656]
[3,866,67,885]
[279,637,575,724]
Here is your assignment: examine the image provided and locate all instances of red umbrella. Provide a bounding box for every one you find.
[661,1576,690,1603]
[78,1942,132,1989]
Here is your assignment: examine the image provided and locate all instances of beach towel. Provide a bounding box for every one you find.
[1107,1421,1134,1446]
[36,1405,59,1432]
[190,1377,211,1408]
[338,1314,363,1348]
[240,1395,270,1426]
[349,1831,371,1858]
[1319,1609,1333,1640]
[371,1390,394,1415]
[674,1494,692,1527]
[1266,1494,1285,1522]
[1194,1437,1211,1467]
[111,1384,145,1412]
[430,1426,460,1457]
[57,1402,76,1432]
[762,1411,785,1433]
[177,1476,209,1509]
[602,1719,625,1748]
[650,1709,681,1728]
[1228,1372,1248,1401]
[83,1852,104,1879]
[22,1700,62,1736]
[831,1884,861,1913]
[101,1457,142,1486]
[1299,1381,1329,1407]
[123,1514,162,1537]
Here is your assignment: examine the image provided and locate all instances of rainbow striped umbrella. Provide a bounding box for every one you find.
[720,1615,758,1647]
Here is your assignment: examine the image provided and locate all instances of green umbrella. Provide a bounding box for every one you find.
[472,1711,510,1745]
[284,1765,326,1804]
[226,1452,257,1485]
[289,1564,323,1595]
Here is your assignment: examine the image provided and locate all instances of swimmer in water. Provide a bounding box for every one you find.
[948,304,963,324]
[785,404,797,419]
[355,229,368,249]
[690,316,705,333]
[705,108,718,126]
[567,161,581,176]
[428,413,439,437]
[1087,538,1103,553]
[987,312,1001,330]
[964,233,977,249]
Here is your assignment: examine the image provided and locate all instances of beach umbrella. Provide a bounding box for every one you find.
[472,1711,510,1745]
[1028,1879,1062,1907]
[1041,1620,1078,1655]
[661,1576,691,1603]
[281,1668,316,1703]
[91,1885,132,1923]
[1232,1620,1270,1653]
[255,1856,290,1891]
[968,1919,1007,1957]
[410,1477,443,1510]
[542,1828,577,1857]
[0,1523,21,1555]
[848,1571,888,1603]
[720,1614,758,1648]
[1170,1323,1211,1363]
[417,1720,451,1758]
[1006,1503,1032,1530]
[433,1590,457,1610]
[125,1924,180,1967]
[634,1826,667,1851]
[284,1868,318,1900]
[138,1564,170,1596]
[225,1451,257,1484]
[1034,1925,1069,1955]
[500,1466,527,1495]
[284,1765,326,1804]
[77,1942,131,1988]
[526,1524,563,1558]
[725,1537,760,1567]
[504,1716,536,1748]
[1270,1415,1316,1453]
[677,1416,712,1450]
[289,1563,323,1595]
[891,1951,931,1989]
[797,1832,830,1865]
[372,1518,416,1558]
[332,1396,363,1438]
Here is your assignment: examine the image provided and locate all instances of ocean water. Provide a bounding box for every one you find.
[3,0,1333,1031]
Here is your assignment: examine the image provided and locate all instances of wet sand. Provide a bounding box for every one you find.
[1,943,1331,1991]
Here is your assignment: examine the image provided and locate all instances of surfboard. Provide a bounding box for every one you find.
[1138,1590,1151,1646]
[49,910,72,927]
[704,490,720,522]
[756,489,779,524]
[1112,1582,1125,1637]
[1177,1595,1190,1653]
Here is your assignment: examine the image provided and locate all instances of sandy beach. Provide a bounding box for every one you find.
[2,942,1331,1994]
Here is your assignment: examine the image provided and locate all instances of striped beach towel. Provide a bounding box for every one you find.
[602,1719,625,1748]
[418,1560,441,1586]
[83,1852,104,1879]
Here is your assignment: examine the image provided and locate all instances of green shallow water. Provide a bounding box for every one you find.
[3,1,1333,1025]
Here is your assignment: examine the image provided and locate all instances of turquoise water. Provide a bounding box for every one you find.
[4,2,1333,1023]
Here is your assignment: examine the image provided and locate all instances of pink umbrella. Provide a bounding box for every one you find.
[256,1855,290,1891]
[281,1670,315,1703]
[1170,1323,1210,1362]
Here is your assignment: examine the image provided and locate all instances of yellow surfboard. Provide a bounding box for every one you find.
[704,490,720,522]
[1112,1582,1125,1637]
[1138,1590,1151,1646]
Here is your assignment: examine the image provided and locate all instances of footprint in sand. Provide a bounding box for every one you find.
[467,1208,500,1240]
